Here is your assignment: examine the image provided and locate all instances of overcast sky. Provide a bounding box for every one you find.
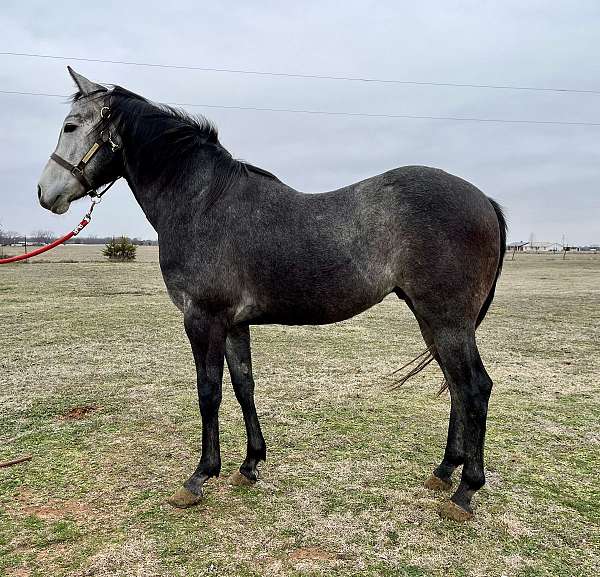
[0,1,598,244]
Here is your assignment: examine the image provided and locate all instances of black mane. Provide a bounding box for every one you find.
[76,86,279,208]
[110,86,220,146]
[110,86,228,196]
[72,87,220,146]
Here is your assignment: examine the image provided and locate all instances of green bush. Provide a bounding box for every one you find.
[103,236,137,261]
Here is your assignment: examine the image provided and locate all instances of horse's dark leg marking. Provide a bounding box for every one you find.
[225,325,266,484]
[432,326,493,520]
[168,308,227,508]
[400,301,464,492]
[428,398,464,491]
[420,317,465,491]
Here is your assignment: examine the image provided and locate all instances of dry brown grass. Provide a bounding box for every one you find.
[1,248,599,576]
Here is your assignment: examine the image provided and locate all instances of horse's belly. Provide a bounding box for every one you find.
[250,284,390,326]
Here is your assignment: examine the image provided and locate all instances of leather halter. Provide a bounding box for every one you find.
[50,99,120,196]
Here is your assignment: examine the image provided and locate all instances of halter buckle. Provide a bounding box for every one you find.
[100,106,111,119]
[100,129,120,152]
[108,134,120,152]
[71,166,84,177]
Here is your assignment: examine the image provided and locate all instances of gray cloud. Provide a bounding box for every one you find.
[0,0,598,243]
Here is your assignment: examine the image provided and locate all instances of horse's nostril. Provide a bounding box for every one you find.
[37,185,51,210]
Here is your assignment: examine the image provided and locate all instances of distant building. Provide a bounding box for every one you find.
[508,241,528,252]
[507,241,599,253]
[523,241,563,252]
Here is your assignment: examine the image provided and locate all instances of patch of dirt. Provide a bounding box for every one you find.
[62,405,99,420]
[289,546,339,561]
[19,500,91,520]
[14,487,92,521]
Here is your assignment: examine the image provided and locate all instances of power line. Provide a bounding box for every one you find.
[0,89,67,98]
[0,88,598,127]
[1,50,599,95]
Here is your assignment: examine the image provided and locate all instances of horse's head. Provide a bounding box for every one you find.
[38,68,122,214]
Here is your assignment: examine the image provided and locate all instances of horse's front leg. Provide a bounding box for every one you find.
[225,325,267,485]
[168,308,228,508]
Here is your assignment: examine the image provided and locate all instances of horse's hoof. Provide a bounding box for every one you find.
[166,486,203,508]
[424,474,453,492]
[228,470,256,487]
[438,500,474,522]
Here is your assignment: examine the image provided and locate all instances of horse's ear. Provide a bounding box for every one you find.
[67,66,106,96]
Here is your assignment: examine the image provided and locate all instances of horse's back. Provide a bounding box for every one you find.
[288,164,500,266]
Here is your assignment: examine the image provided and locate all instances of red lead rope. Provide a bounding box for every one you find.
[0,201,97,265]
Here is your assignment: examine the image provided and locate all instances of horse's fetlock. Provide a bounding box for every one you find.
[463,471,485,492]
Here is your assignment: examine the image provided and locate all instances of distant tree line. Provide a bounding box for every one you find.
[0,223,157,247]
[66,235,158,246]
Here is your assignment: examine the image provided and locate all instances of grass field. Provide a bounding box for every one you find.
[1,248,599,576]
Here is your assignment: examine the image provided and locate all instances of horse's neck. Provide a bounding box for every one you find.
[121,144,215,234]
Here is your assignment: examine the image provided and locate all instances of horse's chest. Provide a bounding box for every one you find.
[160,261,241,315]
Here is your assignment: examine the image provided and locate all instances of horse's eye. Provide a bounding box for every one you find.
[63,123,78,133]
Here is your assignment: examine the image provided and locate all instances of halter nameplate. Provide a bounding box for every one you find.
[81,142,100,164]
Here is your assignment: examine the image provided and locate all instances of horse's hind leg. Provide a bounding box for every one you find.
[429,325,493,521]
[425,399,464,492]
[417,319,465,492]
[225,325,267,485]
[401,302,464,492]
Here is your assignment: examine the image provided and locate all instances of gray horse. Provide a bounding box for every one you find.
[37,68,506,521]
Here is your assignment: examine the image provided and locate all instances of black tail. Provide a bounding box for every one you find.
[476,197,507,327]
[392,196,507,391]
